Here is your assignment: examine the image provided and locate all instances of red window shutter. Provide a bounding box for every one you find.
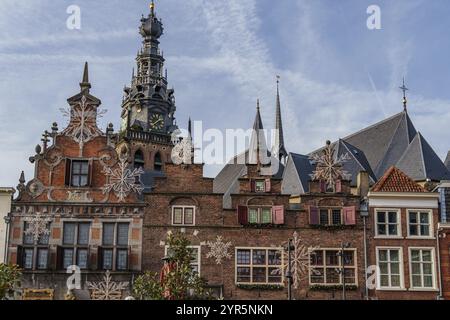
[320,181,326,193]
[335,180,342,193]
[344,206,356,226]
[237,206,248,225]
[65,159,72,186]
[309,206,319,225]
[250,180,256,192]
[265,179,272,193]
[272,206,285,225]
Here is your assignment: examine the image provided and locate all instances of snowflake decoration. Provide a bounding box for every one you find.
[171,136,193,165]
[24,213,51,243]
[61,95,107,151]
[102,153,144,202]
[206,236,232,265]
[86,270,129,300]
[274,232,319,289]
[309,141,351,190]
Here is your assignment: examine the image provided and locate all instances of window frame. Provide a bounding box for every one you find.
[21,222,51,271]
[171,206,196,226]
[254,180,266,193]
[375,247,405,291]
[247,206,273,225]
[61,222,91,270]
[374,209,402,238]
[406,210,434,239]
[70,160,90,188]
[408,247,437,291]
[100,222,130,271]
[309,248,358,286]
[318,208,343,226]
[235,247,284,286]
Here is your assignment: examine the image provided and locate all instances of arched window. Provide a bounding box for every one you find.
[134,150,145,169]
[154,152,163,171]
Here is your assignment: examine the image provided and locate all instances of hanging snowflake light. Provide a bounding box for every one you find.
[24,213,52,243]
[86,270,129,300]
[206,236,232,265]
[273,232,319,289]
[60,95,107,151]
[102,152,145,202]
[309,140,351,190]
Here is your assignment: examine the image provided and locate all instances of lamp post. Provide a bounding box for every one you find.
[285,239,295,300]
[3,212,12,264]
[337,242,351,300]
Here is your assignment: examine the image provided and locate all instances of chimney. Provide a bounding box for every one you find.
[357,171,369,197]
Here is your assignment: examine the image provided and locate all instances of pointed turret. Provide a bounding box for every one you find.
[273,77,288,164]
[80,62,91,93]
[249,100,268,165]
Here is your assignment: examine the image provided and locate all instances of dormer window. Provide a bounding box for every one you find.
[255,181,265,192]
[250,179,271,193]
[64,160,91,188]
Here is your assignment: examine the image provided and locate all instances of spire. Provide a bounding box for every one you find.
[249,100,268,166]
[150,1,155,16]
[274,76,288,163]
[253,99,264,130]
[188,117,192,137]
[80,62,91,93]
[19,171,25,184]
[400,77,409,112]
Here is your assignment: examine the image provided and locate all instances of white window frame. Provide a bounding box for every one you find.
[309,248,358,286]
[406,210,434,239]
[171,206,196,226]
[374,209,402,238]
[235,247,284,286]
[165,245,201,276]
[375,247,405,291]
[408,247,437,291]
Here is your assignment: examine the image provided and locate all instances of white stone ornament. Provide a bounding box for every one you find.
[86,270,129,300]
[206,236,232,265]
[102,153,144,202]
[61,95,106,152]
[24,213,51,243]
[309,141,351,190]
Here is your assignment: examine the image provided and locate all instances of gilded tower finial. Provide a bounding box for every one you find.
[150,1,155,15]
[400,77,409,112]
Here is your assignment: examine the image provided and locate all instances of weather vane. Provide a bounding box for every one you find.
[400,77,409,111]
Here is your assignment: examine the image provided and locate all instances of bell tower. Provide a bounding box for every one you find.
[119,1,178,175]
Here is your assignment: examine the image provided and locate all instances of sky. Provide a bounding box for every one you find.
[1,0,450,188]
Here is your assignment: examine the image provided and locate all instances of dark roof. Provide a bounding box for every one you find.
[396,132,450,181]
[372,166,427,193]
[338,140,377,185]
[290,153,315,192]
[445,151,450,171]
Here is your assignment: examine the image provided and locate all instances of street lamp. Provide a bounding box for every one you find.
[337,242,351,300]
[3,212,12,264]
[285,238,295,300]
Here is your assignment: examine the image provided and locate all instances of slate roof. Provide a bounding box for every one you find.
[371,166,427,193]
[289,153,315,193]
[445,151,450,171]
[396,132,450,181]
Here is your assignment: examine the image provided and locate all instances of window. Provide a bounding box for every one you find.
[255,181,265,192]
[377,248,403,289]
[310,250,357,285]
[408,211,432,237]
[21,222,50,270]
[172,206,195,226]
[247,207,273,225]
[236,248,283,285]
[100,223,130,271]
[165,246,200,274]
[134,150,145,169]
[154,153,163,171]
[61,222,91,269]
[71,160,89,187]
[376,210,400,237]
[410,249,435,289]
[319,209,342,226]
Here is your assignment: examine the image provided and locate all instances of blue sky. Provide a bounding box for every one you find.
[1,0,450,188]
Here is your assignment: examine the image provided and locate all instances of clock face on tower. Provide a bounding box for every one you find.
[150,113,165,131]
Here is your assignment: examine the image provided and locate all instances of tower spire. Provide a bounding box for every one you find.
[274,76,288,164]
[400,77,409,112]
[80,62,91,93]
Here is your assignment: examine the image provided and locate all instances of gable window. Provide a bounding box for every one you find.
[310,249,357,285]
[99,223,130,271]
[376,210,400,237]
[236,248,283,285]
[309,206,356,226]
[238,206,285,226]
[71,160,90,187]
[251,179,271,193]
[410,248,435,289]
[60,222,90,270]
[408,211,432,237]
[319,209,342,226]
[172,206,195,226]
[248,207,272,224]
[376,248,403,289]
[19,222,51,270]
[255,181,265,192]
